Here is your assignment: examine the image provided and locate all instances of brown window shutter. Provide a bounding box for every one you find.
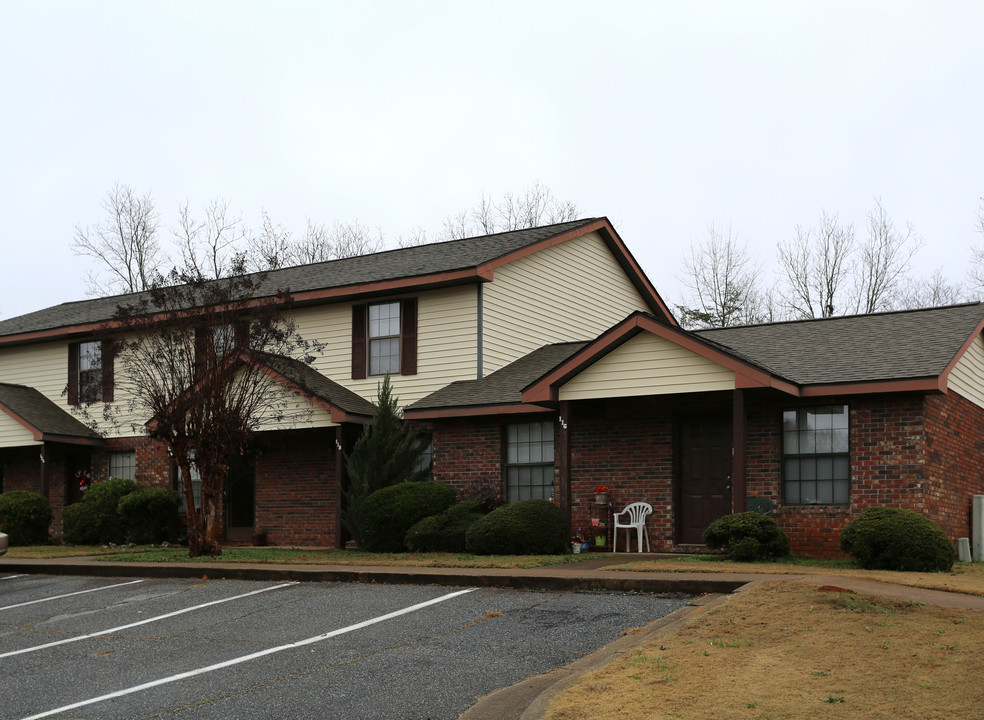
[352,304,367,379]
[401,298,418,376]
[101,340,115,403]
[67,343,80,405]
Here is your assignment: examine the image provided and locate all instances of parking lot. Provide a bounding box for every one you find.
[1,573,690,719]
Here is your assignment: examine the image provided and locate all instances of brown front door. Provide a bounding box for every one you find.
[679,418,732,545]
[225,449,256,541]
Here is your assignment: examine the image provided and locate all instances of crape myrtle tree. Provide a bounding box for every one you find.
[96,260,321,557]
[341,375,431,547]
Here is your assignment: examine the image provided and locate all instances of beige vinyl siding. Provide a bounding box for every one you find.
[291,285,478,407]
[0,411,40,447]
[482,231,649,375]
[558,332,736,401]
[252,378,338,430]
[948,334,984,409]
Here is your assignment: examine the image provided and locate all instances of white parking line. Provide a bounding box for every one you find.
[0,581,299,658]
[1,575,27,580]
[0,580,144,611]
[21,587,477,720]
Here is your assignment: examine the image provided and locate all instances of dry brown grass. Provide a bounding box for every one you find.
[543,581,984,720]
[610,558,984,597]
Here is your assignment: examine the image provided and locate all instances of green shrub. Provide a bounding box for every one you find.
[405,500,486,553]
[118,488,182,544]
[0,490,52,545]
[702,512,791,561]
[840,506,954,572]
[357,481,457,552]
[465,499,569,555]
[62,477,141,545]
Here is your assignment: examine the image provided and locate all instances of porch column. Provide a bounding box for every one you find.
[732,389,747,513]
[557,401,571,523]
[334,425,345,549]
[39,442,50,500]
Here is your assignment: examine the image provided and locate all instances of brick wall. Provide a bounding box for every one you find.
[430,417,505,499]
[924,391,984,541]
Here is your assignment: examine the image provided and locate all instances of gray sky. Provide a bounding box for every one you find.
[2,1,982,320]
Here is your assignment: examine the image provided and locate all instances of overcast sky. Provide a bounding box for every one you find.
[2,1,982,321]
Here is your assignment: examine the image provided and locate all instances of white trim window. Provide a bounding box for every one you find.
[782,405,850,504]
[504,421,554,502]
[108,451,136,481]
[368,302,401,375]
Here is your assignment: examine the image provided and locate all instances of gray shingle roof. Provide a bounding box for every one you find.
[408,342,590,411]
[256,353,377,418]
[696,302,984,386]
[0,219,599,339]
[0,383,103,440]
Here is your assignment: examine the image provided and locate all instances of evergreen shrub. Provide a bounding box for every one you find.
[118,488,182,544]
[702,512,791,561]
[840,506,954,572]
[465,499,568,555]
[62,477,141,545]
[358,481,456,552]
[405,500,485,553]
[0,490,52,545]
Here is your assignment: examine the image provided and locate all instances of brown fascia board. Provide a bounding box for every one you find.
[256,365,371,425]
[522,313,799,404]
[403,403,554,420]
[798,377,945,397]
[473,218,676,324]
[0,401,104,446]
[938,319,984,390]
[0,401,46,442]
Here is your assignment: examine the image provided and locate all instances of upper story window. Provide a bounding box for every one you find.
[351,299,417,379]
[78,341,102,403]
[782,405,850,505]
[69,340,114,405]
[368,302,401,375]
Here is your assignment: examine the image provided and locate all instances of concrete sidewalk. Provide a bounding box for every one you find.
[3,553,982,609]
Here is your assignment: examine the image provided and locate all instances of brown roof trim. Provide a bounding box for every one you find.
[522,313,799,404]
[257,365,371,425]
[286,268,494,307]
[939,317,984,389]
[799,377,945,397]
[404,403,553,420]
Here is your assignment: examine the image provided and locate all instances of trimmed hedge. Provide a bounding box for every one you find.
[357,481,457,552]
[118,488,182,544]
[702,512,791,561]
[840,506,954,572]
[0,491,52,545]
[465,499,568,555]
[405,500,486,553]
[62,477,141,545]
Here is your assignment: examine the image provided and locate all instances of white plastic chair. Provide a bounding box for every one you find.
[613,502,652,553]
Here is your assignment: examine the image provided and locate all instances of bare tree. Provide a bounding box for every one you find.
[967,198,984,298]
[174,198,249,279]
[245,211,293,271]
[396,226,430,248]
[302,220,385,261]
[676,224,764,328]
[439,181,580,240]
[99,262,320,557]
[899,268,965,309]
[73,184,164,296]
[853,198,923,314]
[776,211,855,318]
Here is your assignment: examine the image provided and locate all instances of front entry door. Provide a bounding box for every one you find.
[225,449,256,541]
[679,418,732,545]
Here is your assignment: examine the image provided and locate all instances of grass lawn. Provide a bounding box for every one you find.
[542,581,984,720]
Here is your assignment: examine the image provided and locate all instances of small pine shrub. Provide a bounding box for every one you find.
[465,499,569,555]
[840,506,954,572]
[357,481,457,552]
[405,500,486,553]
[62,477,141,545]
[0,490,52,545]
[703,512,791,561]
[118,488,182,544]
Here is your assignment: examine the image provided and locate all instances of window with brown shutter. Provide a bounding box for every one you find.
[352,299,418,378]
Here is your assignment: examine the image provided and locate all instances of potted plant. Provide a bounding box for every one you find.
[571,532,586,554]
[594,485,610,505]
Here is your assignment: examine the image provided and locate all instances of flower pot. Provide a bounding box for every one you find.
[595,493,609,505]
[580,541,591,552]
[571,542,581,554]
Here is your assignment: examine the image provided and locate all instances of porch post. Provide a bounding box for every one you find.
[39,442,50,500]
[557,401,571,523]
[732,389,747,513]
[334,425,345,549]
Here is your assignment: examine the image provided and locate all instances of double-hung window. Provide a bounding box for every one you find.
[504,421,554,502]
[109,451,136,481]
[368,302,401,375]
[78,341,102,403]
[782,405,850,504]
